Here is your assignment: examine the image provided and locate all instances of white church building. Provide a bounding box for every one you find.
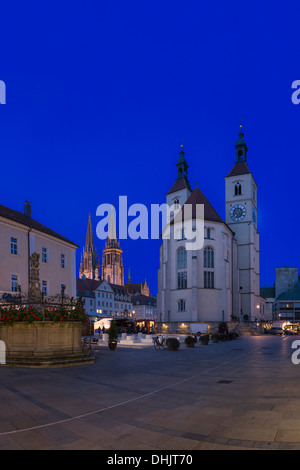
[157,126,266,326]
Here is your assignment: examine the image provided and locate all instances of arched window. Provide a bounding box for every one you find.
[204,246,214,288]
[204,246,214,268]
[235,182,242,195]
[177,299,186,312]
[177,247,187,289]
[177,247,187,269]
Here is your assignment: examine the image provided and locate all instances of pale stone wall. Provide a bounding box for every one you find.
[0,322,83,357]
[157,221,234,323]
[0,217,29,293]
[0,217,77,298]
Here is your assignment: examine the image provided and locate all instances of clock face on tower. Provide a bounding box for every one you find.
[230,204,246,222]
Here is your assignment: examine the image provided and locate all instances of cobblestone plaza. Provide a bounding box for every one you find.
[1,336,300,450]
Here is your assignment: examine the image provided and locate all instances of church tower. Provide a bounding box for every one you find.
[166,144,192,222]
[102,206,124,286]
[79,213,100,280]
[225,125,260,320]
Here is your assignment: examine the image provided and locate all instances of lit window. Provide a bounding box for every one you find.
[42,247,48,263]
[10,237,18,255]
[42,280,48,296]
[11,274,18,292]
[60,253,65,268]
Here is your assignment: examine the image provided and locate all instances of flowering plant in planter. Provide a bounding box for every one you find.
[0,306,43,324]
[184,335,197,347]
[166,337,180,351]
[45,306,88,323]
[0,304,88,325]
[200,334,210,345]
[107,320,118,350]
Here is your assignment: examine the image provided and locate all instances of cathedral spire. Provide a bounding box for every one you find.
[85,213,95,252]
[102,207,124,286]
[108,205,117,241]
[79,213,100,280]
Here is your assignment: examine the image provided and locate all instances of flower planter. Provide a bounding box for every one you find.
[200,335,209,345]
[0,321,83,358]
[167,344,179,351]
[108,341,117,351]
[166,338,180,351]
[184,336,196,348]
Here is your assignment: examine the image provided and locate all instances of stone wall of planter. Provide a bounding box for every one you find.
[0,321,83,358]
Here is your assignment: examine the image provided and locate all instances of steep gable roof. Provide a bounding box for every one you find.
[0,204,78,247]
[226,161,251,178]
[76,278,102,296]
[172,187,224,224]
[166,177,192,196]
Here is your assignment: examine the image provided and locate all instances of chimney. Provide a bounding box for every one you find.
[24,201,31,218]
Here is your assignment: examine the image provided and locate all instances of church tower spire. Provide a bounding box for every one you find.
[176,144,189,180]
[102,205,124,286]
[225,124,260,322]
[235,123,248,162]
[85,213,95,251]
[79,213,100,280]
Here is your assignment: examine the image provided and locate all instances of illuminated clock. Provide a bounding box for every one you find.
[230,204,246,221]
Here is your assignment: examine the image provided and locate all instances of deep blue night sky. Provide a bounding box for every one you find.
[1,1,300,295]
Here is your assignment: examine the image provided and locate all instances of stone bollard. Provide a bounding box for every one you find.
[121,333,127,340]
[102,333,108,343]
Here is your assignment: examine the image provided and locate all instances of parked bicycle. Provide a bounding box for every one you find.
[153,335,167,350]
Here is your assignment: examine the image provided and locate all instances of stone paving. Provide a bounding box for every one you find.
[1,335,300,449]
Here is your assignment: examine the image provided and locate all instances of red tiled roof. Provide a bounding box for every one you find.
[76,278,131,297]
[125,282,145,292]
[131,294,157,306]
[76,278,102,295]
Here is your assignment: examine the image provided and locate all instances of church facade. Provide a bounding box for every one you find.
[157,127,265,324]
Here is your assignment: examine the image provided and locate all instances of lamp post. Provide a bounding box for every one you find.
[61,284,65,308]
[18,284,22,307]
